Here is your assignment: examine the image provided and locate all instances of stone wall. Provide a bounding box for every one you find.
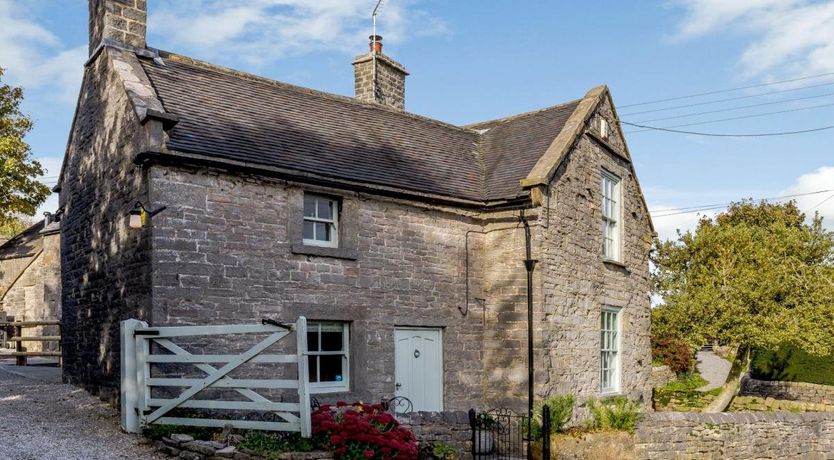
[0,227,61,352]
[635,411,834,459]
[649,365,676,389]
[147,167,489,410]
[537,96,653,405]
[741,375,834,405]
[397,411,472,459]
[60,48,154,400]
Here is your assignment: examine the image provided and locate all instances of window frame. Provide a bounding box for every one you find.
[302,194,340,248]
[601,170,622,262]
[599,306,622,395]
[306,321,350,394]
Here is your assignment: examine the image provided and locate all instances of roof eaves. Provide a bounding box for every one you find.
[134,149,531,209]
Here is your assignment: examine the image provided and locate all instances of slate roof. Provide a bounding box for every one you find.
[470,101,581,200]
[0,220,44,260]
[139,54,581,203]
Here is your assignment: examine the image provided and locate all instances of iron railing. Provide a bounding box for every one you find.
[469,406,551,460]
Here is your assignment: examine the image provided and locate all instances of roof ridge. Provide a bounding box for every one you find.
[464,98,583,129]
[151,49,477,136]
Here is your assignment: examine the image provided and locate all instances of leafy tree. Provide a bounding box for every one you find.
[652,201,834,410]
[0,214,34,240]
[0,66,50,225]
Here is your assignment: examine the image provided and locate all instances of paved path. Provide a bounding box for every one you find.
[0,359,161,460]
[696,350,733,391]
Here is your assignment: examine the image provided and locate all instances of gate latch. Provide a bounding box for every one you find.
[262,318,292,331]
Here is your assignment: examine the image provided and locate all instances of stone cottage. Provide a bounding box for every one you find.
[0,215,61,352]
[57,0,655,412]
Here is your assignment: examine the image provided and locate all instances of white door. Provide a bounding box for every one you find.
[394,328,443,412]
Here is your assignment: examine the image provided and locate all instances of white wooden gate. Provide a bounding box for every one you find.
[120,317,311,436]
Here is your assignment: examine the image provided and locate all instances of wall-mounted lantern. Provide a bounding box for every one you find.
[128,202,167,229]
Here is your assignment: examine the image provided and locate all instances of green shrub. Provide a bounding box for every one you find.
[651,335,695,375]
[237,431,316,456]
[586,397,641,433]
[530,394,575,440]
[750,346,834,386]
[660,372,708,392]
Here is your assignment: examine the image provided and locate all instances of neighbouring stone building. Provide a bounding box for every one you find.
[0,216,62,352]
[58,0,654,413]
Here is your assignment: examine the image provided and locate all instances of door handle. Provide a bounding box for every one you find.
[395,382,402,390]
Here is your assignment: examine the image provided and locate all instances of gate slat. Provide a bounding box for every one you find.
[142,325,291,337]
[147,354,297,364]
[155,417,300,431]
[148,399,300,412]
[147,378,298,389]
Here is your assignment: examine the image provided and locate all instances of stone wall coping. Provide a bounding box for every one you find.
[746,376,834,390]
[643,411,834,423]
[396,410,471,425]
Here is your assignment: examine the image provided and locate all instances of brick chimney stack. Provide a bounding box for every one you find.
[352,35,409,110]
[89,0,147,55]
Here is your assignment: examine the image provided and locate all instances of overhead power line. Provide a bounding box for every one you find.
[621,80,834,116]
[620,121,834,137]
[632,91,834,124]
[804,193,834,213]
[620,71,834,108]
[651,189,834,218]
[626,100,834,133]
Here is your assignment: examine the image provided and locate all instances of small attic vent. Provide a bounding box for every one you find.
[600,118,609,140]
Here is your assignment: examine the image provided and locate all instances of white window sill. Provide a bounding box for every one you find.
[302,239,338,248]
[310,385,350,394]
[599,390,622,398]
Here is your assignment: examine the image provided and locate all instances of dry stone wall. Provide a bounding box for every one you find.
[741,375,834,405]
[397,411,472,459]
[636,411,834,459]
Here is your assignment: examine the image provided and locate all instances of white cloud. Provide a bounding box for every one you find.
[782,166,834,228]
[0,0,86,102]
[147,0,449,66]
[672,0,834,79]
[650,166,834,241]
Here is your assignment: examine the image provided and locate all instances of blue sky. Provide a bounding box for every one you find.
[1,0,833,239]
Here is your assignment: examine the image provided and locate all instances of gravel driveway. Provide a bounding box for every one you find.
[0,361,161,460]
[696,350,733,391]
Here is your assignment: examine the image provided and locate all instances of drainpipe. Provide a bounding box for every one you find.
[520,209,537,458]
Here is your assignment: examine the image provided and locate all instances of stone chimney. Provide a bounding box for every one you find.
[352,35,409,110]
[89,0,147,55]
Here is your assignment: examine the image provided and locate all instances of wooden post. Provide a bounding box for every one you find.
[15,324,25,366]
[121,319,146,433]
[296,316,311,438]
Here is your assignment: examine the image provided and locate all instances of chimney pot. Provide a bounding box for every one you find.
[369,35,383,54]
